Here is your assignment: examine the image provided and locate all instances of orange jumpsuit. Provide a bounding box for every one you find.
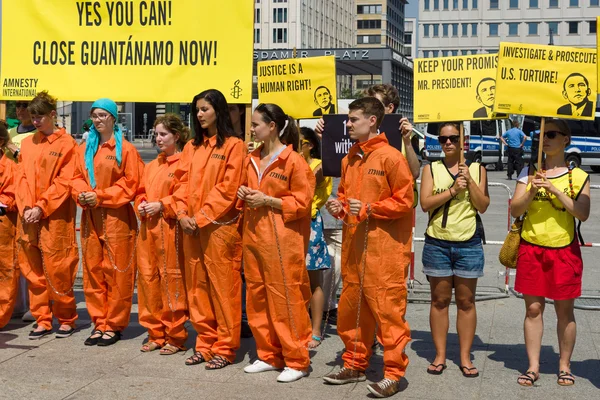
[135,152,188,348]
[335,133,413,381]
[71,138,143,333]
[16,129,79,330]
[0,154,19,329]
[173,136,245,363]
[240,145,315,370]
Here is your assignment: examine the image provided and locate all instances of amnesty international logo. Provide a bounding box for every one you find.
[231,79,242,100]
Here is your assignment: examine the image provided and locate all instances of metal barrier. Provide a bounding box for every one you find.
[408,180,513,303]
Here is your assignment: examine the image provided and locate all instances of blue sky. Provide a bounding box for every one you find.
[406,0,418,18]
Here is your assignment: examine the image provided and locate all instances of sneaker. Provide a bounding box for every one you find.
[277,367,307,383]
[29,328,52,340]
[367,378,401,398]
[55,326,76,338]
[244,360,279,374]
[323,367,366,385]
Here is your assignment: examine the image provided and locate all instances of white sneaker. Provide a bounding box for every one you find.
[244,360,279,374]
[276,367,307,383]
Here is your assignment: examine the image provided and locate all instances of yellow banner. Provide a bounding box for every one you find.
[0,0,253,103]
[413,54,505,123]
[257,56,337,119]
[495,42,597,120]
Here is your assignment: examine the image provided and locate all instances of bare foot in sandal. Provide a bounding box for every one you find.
[140,342,162,353]
[517,371,539,387]
[308,335,322,349]
[160,344,181,355]
[557,371,575,386]
[205,355,232,370]
[185,351,205,366]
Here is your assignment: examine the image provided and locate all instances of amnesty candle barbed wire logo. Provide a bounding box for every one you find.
[231,80,242,100]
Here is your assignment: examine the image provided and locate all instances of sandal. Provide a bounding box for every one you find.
[205,354,232,370]
[459,365,479,378]
[308,335,322,349]
[160,344,181,355]
[517,371,539,387]
[557,371,575,386]
[426,363,447,375]
[185,351,205,366]
[140,342,162,353]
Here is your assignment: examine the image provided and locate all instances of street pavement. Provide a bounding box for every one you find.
[1,150,600,399]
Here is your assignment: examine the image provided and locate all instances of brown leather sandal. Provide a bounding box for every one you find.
[185,351,205,366]
[205,355,232,370]
[160,344,181,355]
[140,342,162,352]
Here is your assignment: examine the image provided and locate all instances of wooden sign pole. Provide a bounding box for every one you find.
[244,104,252,143]
[459,122,465,164]
[538,117,545,170]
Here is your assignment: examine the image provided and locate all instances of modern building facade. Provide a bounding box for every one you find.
[254,0,355,49]
[404,17,417,58]
[356,0,407,54]
[419,0,600,58]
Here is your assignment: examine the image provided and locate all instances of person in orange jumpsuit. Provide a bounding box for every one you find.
[323,97,414,398]
[71,98,144,347]
[237,103,316,383]
[136,114,190,354]
[15,91,79,339]
[172,89,245,369]
[0,120,19,329]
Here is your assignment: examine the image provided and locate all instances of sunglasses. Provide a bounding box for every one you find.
[544,131,566,139]
[301,139,311,145]
[438,135,460,144]
[16,102,29,108]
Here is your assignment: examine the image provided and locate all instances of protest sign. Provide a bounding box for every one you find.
[0,0,254,103]
[257,56,337,119]
[321,113,402,177]
[414,54,506,123]
[495,42,597,120]
[597,17,600,92]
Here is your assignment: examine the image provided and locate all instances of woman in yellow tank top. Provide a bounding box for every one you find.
[420,122,490,378]
[511,119,590,387]
[300,127,333,349]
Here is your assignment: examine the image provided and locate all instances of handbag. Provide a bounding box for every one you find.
[498,216,524,269]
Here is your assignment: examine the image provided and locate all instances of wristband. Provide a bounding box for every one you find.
[449,188,455,197]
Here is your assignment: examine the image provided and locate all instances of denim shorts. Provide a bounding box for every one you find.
[421,242,485,279]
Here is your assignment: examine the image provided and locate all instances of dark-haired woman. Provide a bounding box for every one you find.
[136,114,190,355]
[173,89,245,369]
[512,119,590,387]
[237,104,315,383]
[420,122,489,377]
[299,127,332,349]
[71,98,144,346]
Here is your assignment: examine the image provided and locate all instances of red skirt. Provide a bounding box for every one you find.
[514,239,583,300]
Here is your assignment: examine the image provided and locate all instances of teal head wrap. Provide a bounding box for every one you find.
[85,98,123,189]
